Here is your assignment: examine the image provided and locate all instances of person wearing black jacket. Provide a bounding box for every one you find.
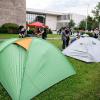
[65,28,70,46]
[61,27,70,49]
[42,28,47,39]
[18,26,26,38]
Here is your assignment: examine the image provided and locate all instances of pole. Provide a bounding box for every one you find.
[99,10,100,30]
[85,17,87,32]
[99,23,100,30]
[85,4,89,32]
[99,14,100,30]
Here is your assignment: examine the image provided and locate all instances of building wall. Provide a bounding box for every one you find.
[26,9,86,30]
[57,14,86,29]
[46,15,57,30]
[26,12,46,24]
[0,0,26,26]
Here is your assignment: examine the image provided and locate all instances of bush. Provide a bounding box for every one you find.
[82,32,93,37]
[74,27,79,31]
[0,23,19,34]
[27,30,34,34]
[85,32,93,37]
[0,27,7,33]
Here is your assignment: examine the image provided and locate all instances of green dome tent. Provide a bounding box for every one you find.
[0,37,75,100]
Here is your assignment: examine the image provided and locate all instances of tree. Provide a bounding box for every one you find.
[78,2,100,30]
[92,2,100,29]
[68,19,75,28]
[86,16,94,30]
[35,16,45,24]
[91,18,98,29]
[79,20,86,30]
[79,16,98,30]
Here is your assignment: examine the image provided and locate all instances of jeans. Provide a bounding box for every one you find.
[62,37,69,49]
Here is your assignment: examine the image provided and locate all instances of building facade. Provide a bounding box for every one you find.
[0,1,85,31]
[26,9,86,31]
[0,0,26,26]
[26,8,63,30]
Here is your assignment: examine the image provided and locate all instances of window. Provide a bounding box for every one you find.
[26,12,46,24]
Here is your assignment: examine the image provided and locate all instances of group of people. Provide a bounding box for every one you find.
[18,25,48,40]
[18,25,100,50]
[61,27,100,49]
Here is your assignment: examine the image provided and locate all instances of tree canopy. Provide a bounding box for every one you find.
[79,2,100,30]
[68,19,75,28]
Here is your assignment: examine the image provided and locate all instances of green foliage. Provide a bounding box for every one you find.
[0,23,19,34]
[92,2,100,29]
[83,32,93,37]
[0,27,7,33]
[87,32,94,37]
[86,16,94,31]
[91,19,98,29]
[92,2,100,20]
[27,30,33,34]
[74,27,79,31]
[68,19,75,28]
[79,20,86,30]
[79,2,100,30]
[79,16,99,30]
[35,16,45,23]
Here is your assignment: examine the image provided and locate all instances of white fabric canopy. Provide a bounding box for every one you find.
[62,37,100,62]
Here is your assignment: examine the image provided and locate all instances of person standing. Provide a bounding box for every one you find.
[76,30,81,39]
[65,27,70,46]
[93,28,99,38]
[61,27,70,49]
[18,26,26,38]
[34,28,42,38]
[42,28,47,39]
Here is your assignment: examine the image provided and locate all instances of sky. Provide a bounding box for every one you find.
[26,0,100,16]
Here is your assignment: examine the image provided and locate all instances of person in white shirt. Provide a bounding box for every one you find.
[93,28,99,38]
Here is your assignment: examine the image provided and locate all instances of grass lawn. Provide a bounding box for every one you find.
[0,34,60,39]
[0,34,100,100]
[47,34,61,38]
[0,34,18,39]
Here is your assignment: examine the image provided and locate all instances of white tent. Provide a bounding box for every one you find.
[62,37,100,62]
